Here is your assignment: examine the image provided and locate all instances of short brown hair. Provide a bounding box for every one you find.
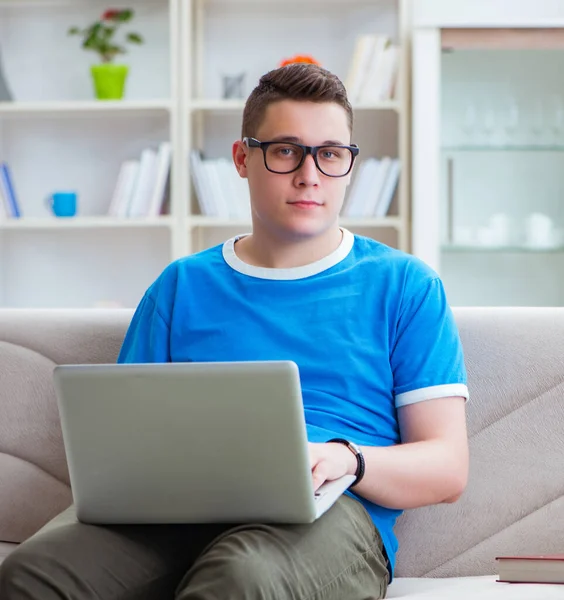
[241,63,353,138]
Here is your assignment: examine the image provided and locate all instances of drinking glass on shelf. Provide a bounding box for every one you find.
[548,94,564,145]
[481,105,496,145]
[461,102,478,145]
[503,97,519,146]
[530,97,545,145]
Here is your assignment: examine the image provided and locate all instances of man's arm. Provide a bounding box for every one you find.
[310,396,468,510]
[352,396,468,509]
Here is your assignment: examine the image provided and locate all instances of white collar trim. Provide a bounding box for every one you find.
[222,228,354,280]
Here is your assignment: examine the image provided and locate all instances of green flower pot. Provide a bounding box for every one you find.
[90,64,129,100]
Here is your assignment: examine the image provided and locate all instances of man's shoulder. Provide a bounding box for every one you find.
[174,243,225,271]
[351,234,438,284]
[147,243,225,298]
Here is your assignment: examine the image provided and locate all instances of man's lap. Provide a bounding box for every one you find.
[0,495,389,600]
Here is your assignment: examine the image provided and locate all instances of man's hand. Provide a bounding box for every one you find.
[309,442,357,491]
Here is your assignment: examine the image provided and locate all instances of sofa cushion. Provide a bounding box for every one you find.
[388,575,564,599]
[0,309,132,545]
[0,541,16,565]
[0,341,72,543]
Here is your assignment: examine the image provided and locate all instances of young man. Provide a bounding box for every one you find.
[0,64,469,600]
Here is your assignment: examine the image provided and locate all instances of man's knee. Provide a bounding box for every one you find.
[178,546,279,599]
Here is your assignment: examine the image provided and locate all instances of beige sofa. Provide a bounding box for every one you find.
[1,307,563,599]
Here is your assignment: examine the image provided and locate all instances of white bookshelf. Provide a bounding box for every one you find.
[0,0,411,308]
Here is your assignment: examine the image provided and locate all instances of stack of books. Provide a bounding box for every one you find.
[342,157,400,218]
[0,162,21,219]
[345,34,399,104]
[108,141,172,218]
[190,151,251,219]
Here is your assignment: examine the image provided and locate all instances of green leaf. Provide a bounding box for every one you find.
[88,22,103,38]
[126,32,143,44]
[83,30,99,49]
[101,26,115,43]
[117,9,133,22]
[68,26,81,35]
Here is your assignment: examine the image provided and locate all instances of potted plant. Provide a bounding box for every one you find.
[69,9,143,100]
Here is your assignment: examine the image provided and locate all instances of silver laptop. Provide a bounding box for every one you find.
[53,360,355,525]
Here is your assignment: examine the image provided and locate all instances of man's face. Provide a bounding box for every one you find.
[234,100,353,240]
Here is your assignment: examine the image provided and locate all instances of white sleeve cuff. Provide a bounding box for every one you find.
[395,383,469,408]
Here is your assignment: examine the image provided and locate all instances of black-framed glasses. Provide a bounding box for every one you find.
[243,137,359,178]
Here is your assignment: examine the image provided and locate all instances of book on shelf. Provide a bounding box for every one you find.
[108,141,171,219]
[342,157,400,218]
[190,150,251,220]
[345,34,399,104]
[496,554,564,584]
[0,161,21,219]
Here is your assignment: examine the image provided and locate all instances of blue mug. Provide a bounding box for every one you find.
[46,192,78,218]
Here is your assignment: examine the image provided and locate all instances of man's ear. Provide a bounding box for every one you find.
[232,140,248,178]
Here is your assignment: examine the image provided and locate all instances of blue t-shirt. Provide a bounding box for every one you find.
[118,229,469,575]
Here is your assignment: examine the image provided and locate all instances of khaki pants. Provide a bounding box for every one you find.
[0,495,389,600]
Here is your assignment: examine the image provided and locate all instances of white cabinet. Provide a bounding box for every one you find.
[412,0,564,306]
[0,0,410,308]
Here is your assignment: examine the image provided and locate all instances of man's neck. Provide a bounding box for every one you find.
[234,226,343,270]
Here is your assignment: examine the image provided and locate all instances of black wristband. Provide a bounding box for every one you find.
[327,438,365,487]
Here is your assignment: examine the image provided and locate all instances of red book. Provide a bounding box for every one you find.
[496,555,564,584]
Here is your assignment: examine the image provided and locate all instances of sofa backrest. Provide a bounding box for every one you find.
[1,307,563,577]
[394,307,564,577]
[0,309,132,544]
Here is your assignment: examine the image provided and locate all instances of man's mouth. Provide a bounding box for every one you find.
[288,200,322,207]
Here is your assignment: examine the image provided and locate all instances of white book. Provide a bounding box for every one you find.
[198,161,221,218]
[377,45,400,101]
[216,158,242,219]
[358,35,391,103]
[363,45,399,103]
[363,157,393,217]
[115,161,140,218]
[190,151,215,216]
[0,181,7,219]
[207,160,230,219]
[345,35,377,103]
[128,148,158,217]
[343,158,379,217]
[147,142,172,217]
[108,161,133,217]
[374,158,401,217]
[234,171,251,220]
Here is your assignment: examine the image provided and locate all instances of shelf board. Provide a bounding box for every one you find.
[0,216,175,230]
[0,0,161,9]
[352,100,401,112]
[190,99,246,112]
[190,99,400,112]
[0,100,172,118]
[442,244,564,253]
[189,216,401,228]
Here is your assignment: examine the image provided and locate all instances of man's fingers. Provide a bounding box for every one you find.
[312,462,328,491]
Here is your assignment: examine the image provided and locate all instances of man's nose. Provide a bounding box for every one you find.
[295,153,320,185]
